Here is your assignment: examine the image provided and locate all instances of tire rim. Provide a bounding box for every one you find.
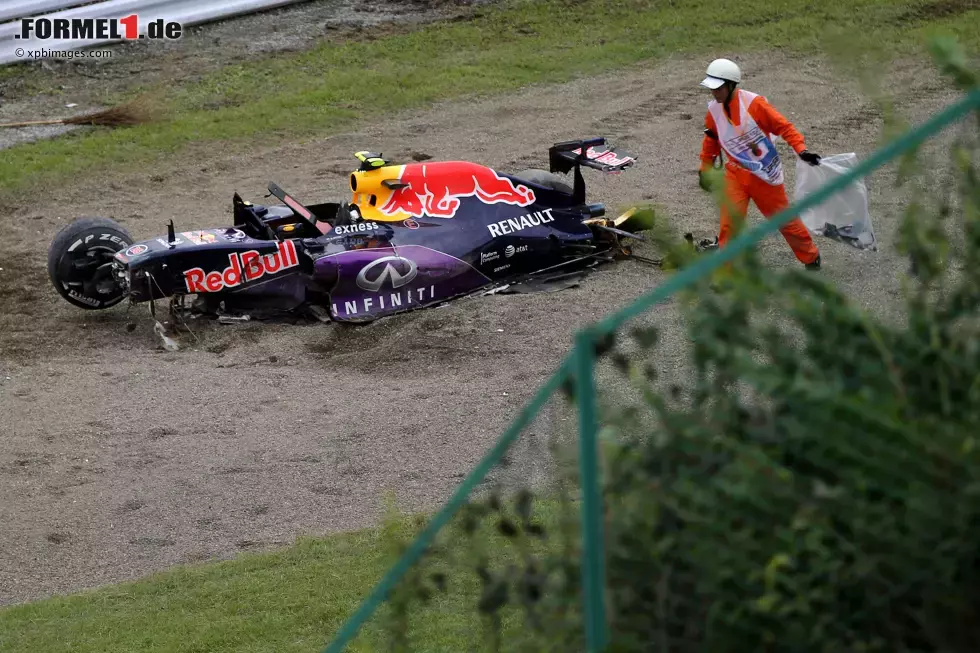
[59,243,123,301]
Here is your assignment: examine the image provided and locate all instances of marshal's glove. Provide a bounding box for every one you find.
[799,150,821,166]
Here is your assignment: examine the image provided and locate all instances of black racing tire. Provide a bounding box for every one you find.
[512,168,574,195]
[47,216,134,310]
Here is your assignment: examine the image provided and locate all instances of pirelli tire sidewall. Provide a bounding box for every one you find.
[47,216,134,310]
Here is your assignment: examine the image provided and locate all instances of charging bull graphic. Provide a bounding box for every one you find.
[378,161,536,219]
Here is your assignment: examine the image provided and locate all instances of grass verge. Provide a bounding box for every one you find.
[0,527,395,653]
[0,0,977,201]
[0,494,573,652]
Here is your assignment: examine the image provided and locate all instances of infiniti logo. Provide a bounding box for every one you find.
[355,256,418,292]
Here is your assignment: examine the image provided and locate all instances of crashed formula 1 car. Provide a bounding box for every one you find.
[46,138,652,325]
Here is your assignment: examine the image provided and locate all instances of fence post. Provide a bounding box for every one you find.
[574,329,608,651]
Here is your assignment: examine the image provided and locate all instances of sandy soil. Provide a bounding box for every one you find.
[0,44,965,605]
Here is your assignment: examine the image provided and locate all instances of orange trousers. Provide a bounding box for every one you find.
[717,166,820,265]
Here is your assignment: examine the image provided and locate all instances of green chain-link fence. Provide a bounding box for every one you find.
[321,77,980,653]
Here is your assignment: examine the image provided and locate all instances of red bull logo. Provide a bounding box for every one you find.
[183,240,299,293]
[377,162,536,219]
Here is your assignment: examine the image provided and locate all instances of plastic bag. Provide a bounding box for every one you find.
[794,152,877,250]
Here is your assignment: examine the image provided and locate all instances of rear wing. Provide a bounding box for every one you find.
[549,137,636,173]
[548,137,637,203]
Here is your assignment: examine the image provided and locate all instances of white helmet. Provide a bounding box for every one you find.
[700,58,741,89]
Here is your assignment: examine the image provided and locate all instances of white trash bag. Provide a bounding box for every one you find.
[794,152,877,251]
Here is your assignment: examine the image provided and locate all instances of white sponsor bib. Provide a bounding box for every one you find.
[708,89,784,185]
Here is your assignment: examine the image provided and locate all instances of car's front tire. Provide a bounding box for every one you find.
[47,217,134,310]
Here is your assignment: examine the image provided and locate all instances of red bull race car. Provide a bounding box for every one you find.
[46,138,651,325]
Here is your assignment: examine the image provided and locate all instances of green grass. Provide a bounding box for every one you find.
[0,496,575,652]
[0,529,393,653]
[0,0,976,201]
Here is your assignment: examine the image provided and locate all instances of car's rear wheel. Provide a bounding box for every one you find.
[512,168,574,195]
[47,217,134,310]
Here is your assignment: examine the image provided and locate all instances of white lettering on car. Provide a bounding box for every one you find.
[332,285,437,318]
[333,222,381,235]
[487,208,555,237]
